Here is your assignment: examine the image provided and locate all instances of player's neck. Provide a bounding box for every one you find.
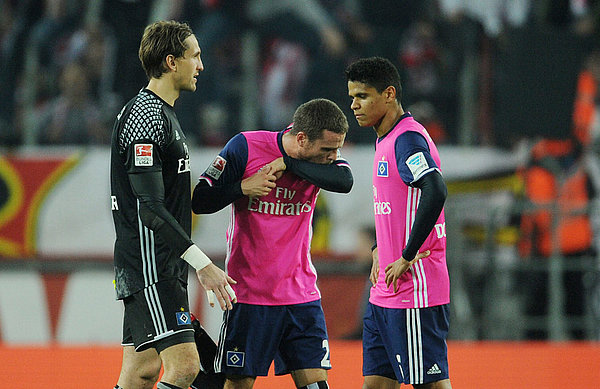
[374,105,405,138]
[281,131,299,158]
[146,77,179,106]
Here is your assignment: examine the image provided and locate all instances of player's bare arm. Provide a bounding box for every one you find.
[241,167,277,197]
[370,247,380,286]
[196,264,237,311]
[263,157,287,179]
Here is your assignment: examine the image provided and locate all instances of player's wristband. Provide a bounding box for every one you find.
[181,244,212,270]
[371,243,377,252]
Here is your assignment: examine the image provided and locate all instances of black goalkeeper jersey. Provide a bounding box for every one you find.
[110,89,193,299]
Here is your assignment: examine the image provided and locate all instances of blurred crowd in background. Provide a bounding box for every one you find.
[0,0,598,148]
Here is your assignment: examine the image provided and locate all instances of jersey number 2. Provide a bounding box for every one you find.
[321,339,331,368]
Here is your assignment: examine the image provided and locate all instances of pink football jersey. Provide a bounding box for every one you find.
[225,130,322,305]
[370,116,450,309]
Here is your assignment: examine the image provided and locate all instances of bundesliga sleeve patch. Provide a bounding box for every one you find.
[134,144,153,166]
[406,151,429,179]
[205,155,227,180]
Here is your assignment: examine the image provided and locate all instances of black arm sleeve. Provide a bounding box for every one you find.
[283,155,353,193]
[129,171,193,256]
[192,178,244,214]
[402,170,447,261]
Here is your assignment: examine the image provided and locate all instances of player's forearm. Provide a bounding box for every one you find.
[129,171,193,256]
[283,155,353,193]
[402,171,447,260]
[145,203,194,256]
[192,178,244,214]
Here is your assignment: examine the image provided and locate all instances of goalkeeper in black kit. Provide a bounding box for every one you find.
[110,20,235,389]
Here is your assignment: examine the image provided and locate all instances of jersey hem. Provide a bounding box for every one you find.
[368,298,450,309]
[235,295,321,306]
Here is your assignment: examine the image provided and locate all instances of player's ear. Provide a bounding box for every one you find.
[385,86,396,101]
[297,131,307,147]
[165,54,177,71]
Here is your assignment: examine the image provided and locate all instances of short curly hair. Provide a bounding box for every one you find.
[291,98,349,140]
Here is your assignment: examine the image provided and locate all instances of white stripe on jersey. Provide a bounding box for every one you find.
[406,187,429,308]
[415,260,428,307]
[407,308,424,384]
[407,188,418,306]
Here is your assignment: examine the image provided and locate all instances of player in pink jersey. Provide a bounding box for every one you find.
[192,98,353,389]
[346,57,451,389]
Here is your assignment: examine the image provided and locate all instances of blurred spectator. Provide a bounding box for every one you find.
[169,0,247,145]
[53,21,121,135]
[410,100,448,144]
[437,0,532,37]
[399,21,441,104]
[74,23,120,114]
[35,62,109,144]
[246,0,351,129]
[517,137,594,339]
[311,195,333,256]
[397,19,454,143]
[8,0,122,146]
[0,0,43,146]
[25,0,88,102]
[9,0,87,145]
[260,38,309,129]
[306,0,375,144]
[573,49,600,149]
[101,0,153,103]
[247,0,347,59]
[358,0,429,57]
[571,0,600,37]
[542,0,600,37]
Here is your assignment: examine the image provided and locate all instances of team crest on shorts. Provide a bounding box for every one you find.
[226,350,245,367]
[205,155,227,180]
[134,144,153,166]
[176,311,191,325]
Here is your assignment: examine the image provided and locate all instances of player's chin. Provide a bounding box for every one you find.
[356,116,373,127]
[183,81,197,92]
